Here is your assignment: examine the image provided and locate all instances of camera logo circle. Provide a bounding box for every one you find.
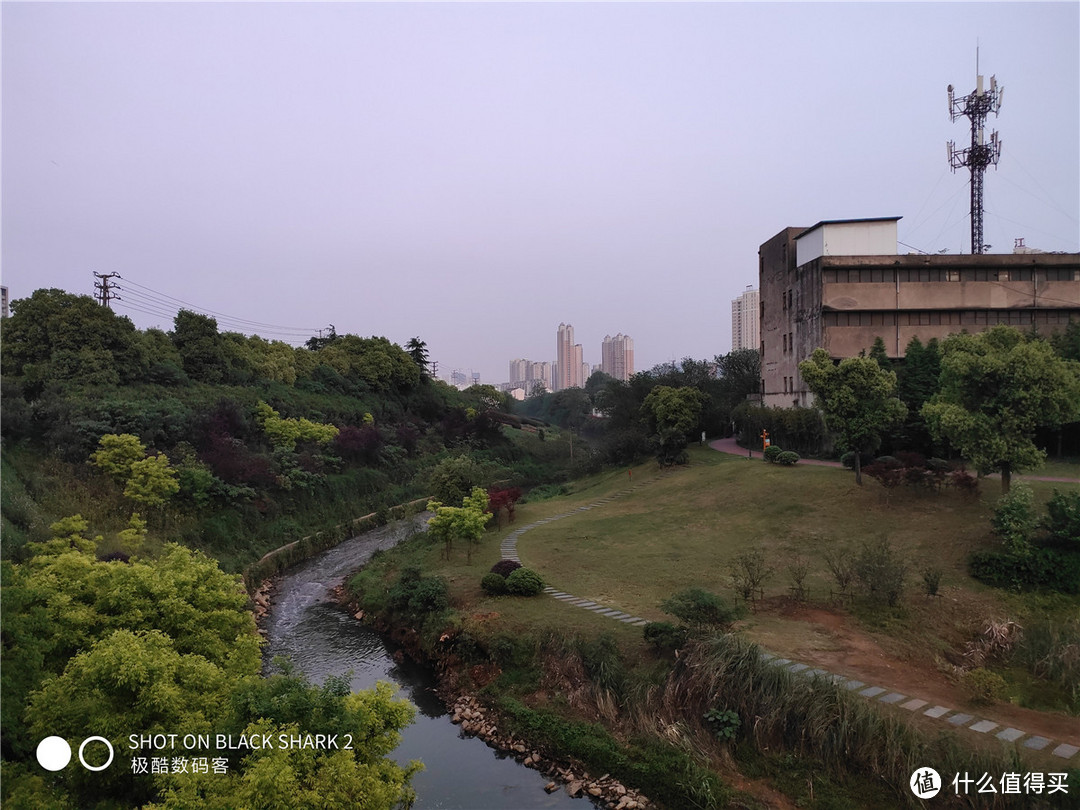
[911,767,941,799]
[79,736,115,771]
[36,736,72,771]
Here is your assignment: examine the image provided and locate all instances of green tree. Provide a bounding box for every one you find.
[798,349,907,485]
[405,336,430,378]
[0,289,147,391]
[426,487,489,563]
[426,454,488,505]
[921,326,1080,492]
[171,309,226,383]
[90,433,147,482]
[641,385,705,465]
[868,336,892,371]
[124,453,181,507]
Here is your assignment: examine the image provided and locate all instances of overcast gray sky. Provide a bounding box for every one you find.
[3,2,1078,385]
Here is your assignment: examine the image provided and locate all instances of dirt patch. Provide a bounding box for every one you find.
[748,601,1080,747]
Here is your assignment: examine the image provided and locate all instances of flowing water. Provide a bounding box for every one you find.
[261,516,589,809]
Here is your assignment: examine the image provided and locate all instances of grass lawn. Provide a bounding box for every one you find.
[497,446,1077,699]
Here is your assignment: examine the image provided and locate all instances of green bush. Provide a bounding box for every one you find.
[840,451,875,470]
[505,567,544,596]
[703,707,740,742]
[776,451,800,466]
[661,587,744,628]
[853,538,906,606]
[763,445,783,464]
[1045,489,1080,547]
[969,547,1080,594]
[481,572,508,596]
[643,621,689,653]
[921,567,943,596]
[961,668,1007,705]
[991,483,1037,555]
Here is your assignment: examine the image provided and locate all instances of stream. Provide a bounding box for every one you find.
[261,516,591,808]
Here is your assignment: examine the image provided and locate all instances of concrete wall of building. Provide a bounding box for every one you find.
[760,227,814,408]
[796,220,898,266]
[761,226,1079,407]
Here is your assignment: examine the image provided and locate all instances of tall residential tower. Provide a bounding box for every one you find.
[600,333,634,381]
[555,323,584,390]
[731,286,759,352]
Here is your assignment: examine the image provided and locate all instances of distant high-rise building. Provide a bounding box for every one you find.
[556,323,585,390]
[509,358,551,394]
[600,333,634,381]
[0,286,8,319]
[509,359,528,388]
[450,369,469,389]
[731,286,760,352]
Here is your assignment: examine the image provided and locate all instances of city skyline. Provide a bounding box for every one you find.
[3,3,1077,385]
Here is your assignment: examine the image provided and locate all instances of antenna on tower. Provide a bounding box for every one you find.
[946,53,1003,254]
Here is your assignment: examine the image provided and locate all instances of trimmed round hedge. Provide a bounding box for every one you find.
[505,567,544,596]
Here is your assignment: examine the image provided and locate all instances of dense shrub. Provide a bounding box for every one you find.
[643,621,689,653]
[840,451,875,470]
[991,483,1037,555]
[961,668,1007,705]
[762,445,783,464]
[969,548,1080,594]
[505,567,544,596]
[776,450,800,466]
[853,538,906,606]
[388,568,450,619]
[661,587,744,628]
[1045,489,1080,547]
[481,572,508,596]
[489,559,522,578]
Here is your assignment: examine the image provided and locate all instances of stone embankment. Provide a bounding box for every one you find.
[449,695,651,809]
[251,578,274,634]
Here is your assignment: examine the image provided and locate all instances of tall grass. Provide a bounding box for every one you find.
[1012,617,1080,713]
[642,634,1030,808]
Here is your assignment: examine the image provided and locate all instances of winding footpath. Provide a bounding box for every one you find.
[502,468,1080,765]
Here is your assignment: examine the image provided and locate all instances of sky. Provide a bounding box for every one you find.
[3,2,1078,386]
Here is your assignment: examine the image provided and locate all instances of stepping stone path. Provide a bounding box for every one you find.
[504,474,1079,764]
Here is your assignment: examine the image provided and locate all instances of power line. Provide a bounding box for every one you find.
[110,276,322,342]
[118,277,320,333]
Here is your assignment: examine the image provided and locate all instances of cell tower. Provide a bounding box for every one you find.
[947,55,1003,254]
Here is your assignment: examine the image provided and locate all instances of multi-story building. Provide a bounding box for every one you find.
[556,323,584,390]
[1,286,8,318]
[508,359,551,394]
[760,218,1080,408]
[731,287,759,352]
[600,333,635,381]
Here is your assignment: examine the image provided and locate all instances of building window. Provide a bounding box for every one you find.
[1044,268,1080,281]
[946,269,960,282]
[782,334,787,353]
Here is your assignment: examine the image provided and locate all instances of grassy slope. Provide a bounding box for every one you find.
[494,446,1078,704]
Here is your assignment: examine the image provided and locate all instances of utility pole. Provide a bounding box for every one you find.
[93,272,121,309]
[947,52,1003,254]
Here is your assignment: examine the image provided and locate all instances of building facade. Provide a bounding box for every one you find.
[760,218,1080,408]
[731,287,759,352]
[508,359,551,394]
[555,323,584,391]
[600,333,635,381]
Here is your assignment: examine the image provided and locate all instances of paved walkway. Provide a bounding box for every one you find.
[504,472,1079,764]
[709,436,1080,483]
